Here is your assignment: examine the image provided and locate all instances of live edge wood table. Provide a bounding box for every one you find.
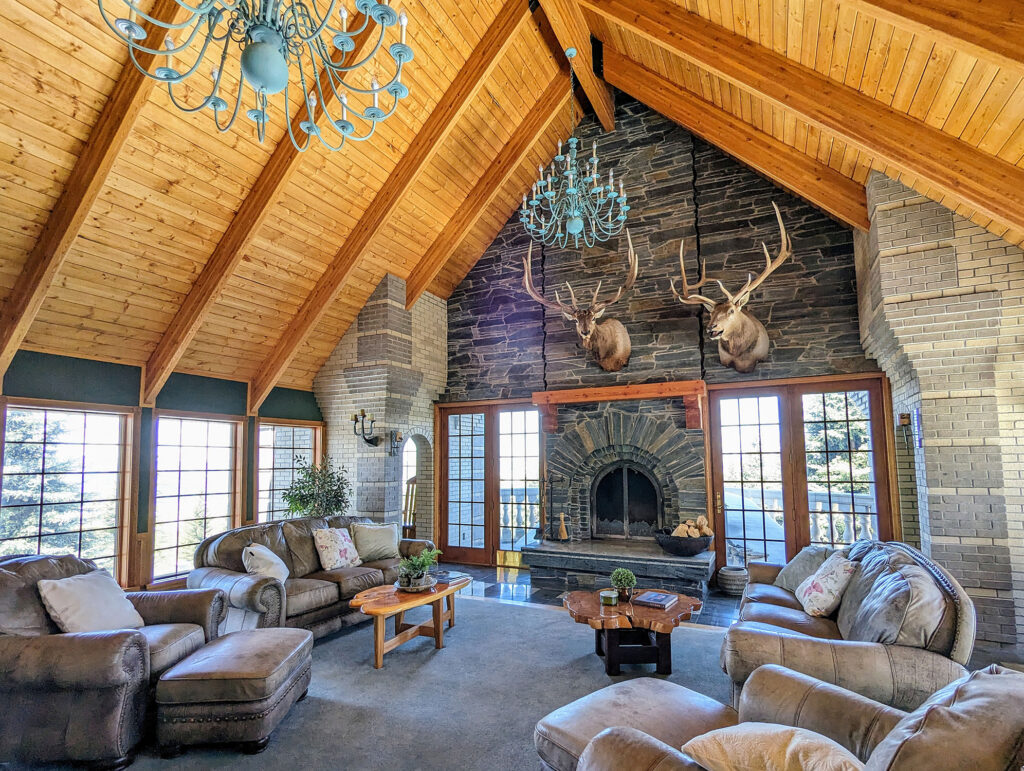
[350,574,472,669]
[564,590,702,676]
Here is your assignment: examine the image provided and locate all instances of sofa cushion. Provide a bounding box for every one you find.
[838,548,954,651]
[242,543,289,582]
[138,623,205,676]
[535,678,738,771]
[742,583,802,611]
[738,602,842,639]
[683,723,863,771]
[280,518,330,577]
[866,665,1024,771]
[351,522,400,562]
[361,558,400,584]
[0,567,54,636]
[284,578,339,616]
[774,546,836,592]
[314,527,362,571]
[157,628,313,705]
[199,522,298,575]
[795,552,857,617]
[37,570,146,633]
[305,567,384,599]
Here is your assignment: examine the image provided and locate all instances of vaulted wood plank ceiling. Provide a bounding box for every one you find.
[1,0,1022,406]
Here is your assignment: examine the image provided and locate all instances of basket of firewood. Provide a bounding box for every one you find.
[654,516,714,557]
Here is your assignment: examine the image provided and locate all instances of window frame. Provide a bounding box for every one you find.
[0,396,138,583]
[708,373,897,568]
[254,417,325,523]
[149,409,245,584]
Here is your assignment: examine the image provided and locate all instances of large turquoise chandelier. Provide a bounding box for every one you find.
[519,48,628,249]
[98,0,414,151]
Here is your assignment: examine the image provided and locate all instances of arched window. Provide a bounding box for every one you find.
[402,438,417,486]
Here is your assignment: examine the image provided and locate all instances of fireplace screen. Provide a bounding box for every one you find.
[591,462,661,538]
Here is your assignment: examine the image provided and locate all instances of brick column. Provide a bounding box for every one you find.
[313,275,447,537]
[856,172,1024,649]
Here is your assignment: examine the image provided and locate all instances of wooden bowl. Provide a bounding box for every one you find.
[654,529,713,557]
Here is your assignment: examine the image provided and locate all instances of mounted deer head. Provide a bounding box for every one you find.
[522,233,639,372]
[672,202,792,373]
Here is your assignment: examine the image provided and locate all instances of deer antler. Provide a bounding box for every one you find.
[671,237,716,310]
[591,230,639,318]
[522,242,576,321]
[731,201,791,307]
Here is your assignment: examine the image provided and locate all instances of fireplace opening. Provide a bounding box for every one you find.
[591,462,662,538]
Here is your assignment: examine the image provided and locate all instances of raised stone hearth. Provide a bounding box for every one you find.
[522,539,715,601]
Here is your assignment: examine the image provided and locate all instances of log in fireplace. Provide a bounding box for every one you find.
[591,461,663,539]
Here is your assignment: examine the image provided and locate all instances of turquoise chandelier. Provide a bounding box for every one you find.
[98,0,414,151]
[519,48,628,249]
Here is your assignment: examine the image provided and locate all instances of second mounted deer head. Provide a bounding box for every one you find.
[672,202,792,373]
[522,233,639,372]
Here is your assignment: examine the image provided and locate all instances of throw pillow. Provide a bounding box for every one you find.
[313,527,362,570]
[242,543,290,582]
[774,545,835,592]
[682,723,863,771]
[36,570,145,634]
[795,551,857,617]
[350,522,400,562]
[0,567,54,636]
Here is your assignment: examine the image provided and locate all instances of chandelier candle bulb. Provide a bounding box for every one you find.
[399,12,407,44]
[339,5,347,30]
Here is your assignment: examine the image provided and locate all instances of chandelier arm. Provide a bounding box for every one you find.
[282,64,318,151]
[317,32,390,78]
[102,0,211,30]
[286,0,341,43]
[101,9,207,59]
[208,76,245,131]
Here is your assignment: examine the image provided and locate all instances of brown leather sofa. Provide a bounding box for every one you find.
[0,554,226,768]
[188,514,435,639]
[722,540,976,709]
[536,663,1024,771]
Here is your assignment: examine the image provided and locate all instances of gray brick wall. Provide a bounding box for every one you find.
[857,171,1024,649]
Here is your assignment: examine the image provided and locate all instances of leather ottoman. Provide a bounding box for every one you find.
[156,628,313,756]
[535,679,738,771]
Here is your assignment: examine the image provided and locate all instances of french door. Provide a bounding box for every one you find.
[709,375,894,568]
[438,404,542,565]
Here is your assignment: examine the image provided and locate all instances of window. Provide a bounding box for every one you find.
[256,422,320,521]
[153,416,239,580]
[710,376,893,568]
[498,409,541,552]
[0,405,129,577]
[402,439,417,487]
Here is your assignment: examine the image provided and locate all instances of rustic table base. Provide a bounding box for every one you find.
[595,627,672,676]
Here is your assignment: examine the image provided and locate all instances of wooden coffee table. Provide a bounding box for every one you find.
[564,590,702,675]
[350,573,472,669]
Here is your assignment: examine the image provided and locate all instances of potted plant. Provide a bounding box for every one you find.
[282,456,352,519]
[398,548,442,590]
[610,568,637,602]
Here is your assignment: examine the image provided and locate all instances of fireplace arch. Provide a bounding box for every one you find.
[591,461,663,538]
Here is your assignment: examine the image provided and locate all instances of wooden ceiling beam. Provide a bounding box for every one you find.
[404,73,570,311]
[538,0,615,131]
[580,0,1024,237]
[845,0,1024,74]
[0,0,188,380]
[603,49,869,231]
[246,0,532,413]
[140,18,378,405]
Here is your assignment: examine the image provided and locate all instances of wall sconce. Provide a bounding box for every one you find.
[388,430,403,456]
[351,410,380,446]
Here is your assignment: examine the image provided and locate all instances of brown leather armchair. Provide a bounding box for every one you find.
[0,554,225,769]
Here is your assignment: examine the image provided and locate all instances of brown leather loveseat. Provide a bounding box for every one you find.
[722,540,976,709]
[188,514,435,639]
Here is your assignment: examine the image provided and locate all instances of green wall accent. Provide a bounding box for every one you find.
[155,372,248,415]
[260,387,323,421]
[245,416,256,524]
[136,408,154,534]
[4,351,140,406]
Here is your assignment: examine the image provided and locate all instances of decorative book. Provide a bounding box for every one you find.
[633,591,678,610]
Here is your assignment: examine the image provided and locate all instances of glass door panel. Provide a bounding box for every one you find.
[801,390,881,547]
[498,409,542,553]
[442,412,488,562]
[718,395,787,566]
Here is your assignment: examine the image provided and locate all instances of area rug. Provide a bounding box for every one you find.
[133,597,730,771]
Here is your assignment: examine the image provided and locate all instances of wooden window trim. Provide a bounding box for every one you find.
[0,396,137,584]
[253,418,325,523]
[708,373,896,569]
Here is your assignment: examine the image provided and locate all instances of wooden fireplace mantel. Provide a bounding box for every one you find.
[531,381,707,432]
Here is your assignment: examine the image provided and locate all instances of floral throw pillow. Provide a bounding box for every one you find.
[314,527,362,571]
[795,552,857,617]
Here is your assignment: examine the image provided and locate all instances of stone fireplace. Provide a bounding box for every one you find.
[591,461,662,538]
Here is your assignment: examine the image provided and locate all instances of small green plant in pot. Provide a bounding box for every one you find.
[610,567,637,601]
[398,548,442,590]
[282,456,351,519]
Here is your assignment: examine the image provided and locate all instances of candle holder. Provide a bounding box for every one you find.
[351,410,380,447]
